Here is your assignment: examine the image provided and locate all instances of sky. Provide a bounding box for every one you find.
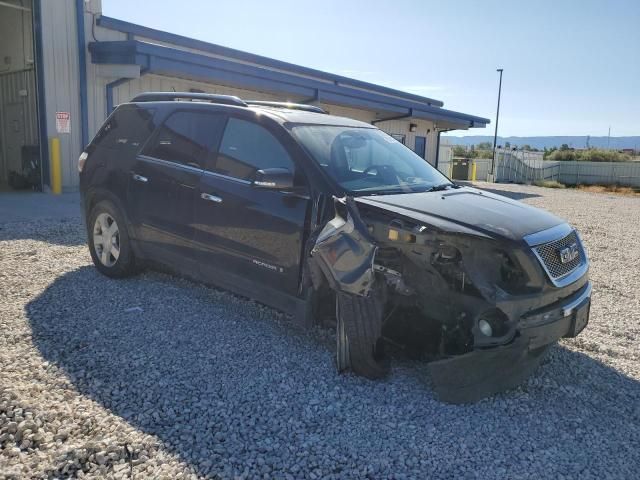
[102,0,640,137]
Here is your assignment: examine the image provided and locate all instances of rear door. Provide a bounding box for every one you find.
[127,110,226,263]
[194,116,309,297]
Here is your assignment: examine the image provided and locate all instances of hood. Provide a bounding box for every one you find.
[355,186,564,241]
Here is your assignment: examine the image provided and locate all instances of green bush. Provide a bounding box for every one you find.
[546,149,631,162]
[534,180,566,189]
[452,146,493,159]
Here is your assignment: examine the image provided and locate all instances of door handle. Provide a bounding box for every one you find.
[201,192,223,203]
[132,173,148,183]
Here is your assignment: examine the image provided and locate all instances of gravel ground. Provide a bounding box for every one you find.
[1,184,639,479]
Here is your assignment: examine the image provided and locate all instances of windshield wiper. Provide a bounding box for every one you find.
[426,183,456,192]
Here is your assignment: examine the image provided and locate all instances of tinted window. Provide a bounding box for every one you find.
[92,105,155,152]
[143,111,226,168]
[213,118,293,180]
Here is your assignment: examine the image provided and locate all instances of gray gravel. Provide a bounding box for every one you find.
[1,184,639,479]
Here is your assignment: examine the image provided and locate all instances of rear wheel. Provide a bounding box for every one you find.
[88,200,136,278]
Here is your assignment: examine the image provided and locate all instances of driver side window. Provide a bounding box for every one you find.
[212,117,294,181]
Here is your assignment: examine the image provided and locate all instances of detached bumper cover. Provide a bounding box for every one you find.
[429,282,592,404]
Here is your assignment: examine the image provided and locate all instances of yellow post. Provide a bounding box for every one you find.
[50,137,62,194]
[471,160,477,181]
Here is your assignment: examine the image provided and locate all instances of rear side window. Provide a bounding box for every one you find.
[91,105,155,152]
[213,117,293,180]
[143,111,226,168]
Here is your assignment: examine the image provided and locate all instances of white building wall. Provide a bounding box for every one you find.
[84,0,128,138]
[371,118,438,165]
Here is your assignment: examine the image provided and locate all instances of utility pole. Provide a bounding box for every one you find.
[490,68,504,178]
[607,126,611,149]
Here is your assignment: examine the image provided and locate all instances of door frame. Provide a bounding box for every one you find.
[33,0,48,190]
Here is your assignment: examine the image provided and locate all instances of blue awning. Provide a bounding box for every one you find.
[90,16,490,129]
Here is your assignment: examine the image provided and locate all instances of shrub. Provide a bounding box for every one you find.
[534,180,566,189]
[546,149,631,162]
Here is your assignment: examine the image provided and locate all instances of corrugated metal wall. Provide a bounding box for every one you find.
[85,8,127,138]
[0,70,40,179]
[0,70,39,145]
[495,154,640,187]
[367,117,438,165]
[40,0,82,191]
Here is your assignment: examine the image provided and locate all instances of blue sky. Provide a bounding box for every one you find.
[103,0,640,137]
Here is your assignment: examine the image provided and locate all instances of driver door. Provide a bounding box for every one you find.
[194,116,309,297]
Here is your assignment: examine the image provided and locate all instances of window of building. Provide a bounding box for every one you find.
[213,117,293,180]
[143,111,226,168]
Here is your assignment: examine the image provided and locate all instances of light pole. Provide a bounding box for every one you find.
[490,68,504,177]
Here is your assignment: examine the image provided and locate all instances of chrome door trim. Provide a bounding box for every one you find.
[202,169,252,185]
[137,154,203,174]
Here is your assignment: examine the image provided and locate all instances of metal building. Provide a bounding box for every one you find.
[0,0,490,193]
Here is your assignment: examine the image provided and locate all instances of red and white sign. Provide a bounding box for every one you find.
[55,112,71,134]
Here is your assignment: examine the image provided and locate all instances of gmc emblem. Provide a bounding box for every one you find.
[559,243,579,264]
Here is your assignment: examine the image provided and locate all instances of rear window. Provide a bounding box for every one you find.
[91,105,155,152]
[142,111,226,169]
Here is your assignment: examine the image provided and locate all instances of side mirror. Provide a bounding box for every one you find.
[253,167,294,190]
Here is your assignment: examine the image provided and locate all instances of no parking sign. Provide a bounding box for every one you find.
[55,112,71,134]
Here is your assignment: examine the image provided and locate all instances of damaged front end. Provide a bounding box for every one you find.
[308,195,591,404]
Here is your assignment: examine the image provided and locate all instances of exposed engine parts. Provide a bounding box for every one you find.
[308,193,590,403]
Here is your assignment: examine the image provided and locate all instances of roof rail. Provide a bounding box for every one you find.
[246,101,327,114]
[131,92,247,107]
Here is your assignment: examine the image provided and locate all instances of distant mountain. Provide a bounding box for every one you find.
[442,136,640,150]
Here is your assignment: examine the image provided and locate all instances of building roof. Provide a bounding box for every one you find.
[90,16,490,130]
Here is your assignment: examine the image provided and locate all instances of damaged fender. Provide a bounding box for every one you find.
[310,196,377,297]
[309,196,388,378]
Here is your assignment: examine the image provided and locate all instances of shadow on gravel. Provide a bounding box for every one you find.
[457,181,542,200]
[26,267,640,478]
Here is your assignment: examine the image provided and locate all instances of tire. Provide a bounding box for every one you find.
[336,291,389,379]
[87,199,136,278]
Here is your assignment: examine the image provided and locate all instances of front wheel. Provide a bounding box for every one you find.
[87,200,136,278]
[335,292,389,379]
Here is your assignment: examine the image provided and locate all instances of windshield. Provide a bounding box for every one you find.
[291,125,452,195]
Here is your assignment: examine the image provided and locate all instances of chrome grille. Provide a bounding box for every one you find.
[534,230,582,279]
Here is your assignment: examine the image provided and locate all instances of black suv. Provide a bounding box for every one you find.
[79,92,591,403]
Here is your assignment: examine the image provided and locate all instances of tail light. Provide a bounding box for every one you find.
[78,151,88,172]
